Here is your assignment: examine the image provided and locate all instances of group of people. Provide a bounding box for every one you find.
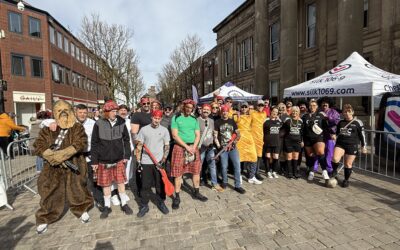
[32,94,367,234]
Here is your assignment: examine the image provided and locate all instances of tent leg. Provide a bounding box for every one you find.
[370,95,375,172]
[339,97,343,110]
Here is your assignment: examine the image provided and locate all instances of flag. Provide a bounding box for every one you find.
[192,85,199,104]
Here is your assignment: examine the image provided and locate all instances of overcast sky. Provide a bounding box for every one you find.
[28,0,244,88]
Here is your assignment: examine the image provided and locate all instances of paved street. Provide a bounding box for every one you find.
[1,169,400,250]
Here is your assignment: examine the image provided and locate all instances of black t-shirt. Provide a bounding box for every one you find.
[336,119,366,147]
[263,118,283,147]
[282,118,303,144]
[214,118,238,147]
[130,112,151,131]
[302,112,327,139]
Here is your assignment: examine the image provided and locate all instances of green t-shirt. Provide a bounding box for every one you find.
[171,114,200,143]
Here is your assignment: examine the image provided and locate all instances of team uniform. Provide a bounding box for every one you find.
[263,118,283,154]
[335,118,366,155]
[281,118,303,153]
[302,112,328,147]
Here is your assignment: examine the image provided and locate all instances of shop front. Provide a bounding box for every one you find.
[13,91,46,128]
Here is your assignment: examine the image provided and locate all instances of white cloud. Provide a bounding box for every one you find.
[28,0,243,86]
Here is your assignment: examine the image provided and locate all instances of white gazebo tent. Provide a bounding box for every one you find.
[200,82,262,102]
[284,52,400,168]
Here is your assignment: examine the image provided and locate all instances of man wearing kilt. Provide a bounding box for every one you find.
[170,99,208,209]
[91,100,133,218]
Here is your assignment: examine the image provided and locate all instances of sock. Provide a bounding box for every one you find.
[104,195,111,208]
[175,192,180,199]
[272,159,278,173]
[119,192,129,206]
[265,158,271,173]
[292,159,298,176]
[331,161,340,176]
[344,168,352,180]
[318,155,327,170]
[306,156,314,172]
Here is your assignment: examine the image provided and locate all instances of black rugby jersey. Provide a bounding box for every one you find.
[302,112,328,139]
[336,119,366,147]
[282,118,303,144]
[263,118,283,147]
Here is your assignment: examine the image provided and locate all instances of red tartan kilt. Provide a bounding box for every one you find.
[170,144,201,177]
[97,160,126,187]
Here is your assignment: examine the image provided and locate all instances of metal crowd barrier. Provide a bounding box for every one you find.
[353,130,400,180]
[3,137,38,195]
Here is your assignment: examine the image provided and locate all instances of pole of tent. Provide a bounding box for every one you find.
[370,87,375,172]
[339,97,343,109]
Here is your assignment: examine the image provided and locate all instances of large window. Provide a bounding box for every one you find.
[270,22,280,61]
[11,55,25,76]
[76,47,80,61]
[31,58,43,78]
[49,26,55,44]
[306,3,316,48]
[224,48,232,76]
[238,37,253,72]
[71,43,75,57]
[269,80,279,105]
[57,32,63,49]
[8,12,22,33]
[64,37,69,53]
[305,71,315,81]
[58,65,65,84]
[51,63,59,82]
[364,0,369,28]
[29,17,41,38]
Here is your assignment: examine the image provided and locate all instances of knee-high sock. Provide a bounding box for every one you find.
[306,156,314,172]
[272,159,278,173]
[331,161,340,177]
[318,154,327,170]
[265,158,271,172]
[344,168,352,180]
[291,159,298,176]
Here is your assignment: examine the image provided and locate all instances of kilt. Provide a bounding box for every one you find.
[97,160,127,187]
[170,144,201,177]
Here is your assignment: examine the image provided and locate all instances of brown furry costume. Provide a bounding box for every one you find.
[34,100,93,225]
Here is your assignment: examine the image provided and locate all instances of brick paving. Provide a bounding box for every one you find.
[1,169,400,249]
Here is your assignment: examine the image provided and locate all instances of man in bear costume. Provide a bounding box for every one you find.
[34,100,93,234]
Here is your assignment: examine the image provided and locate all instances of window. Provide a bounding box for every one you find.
[57,32,63,49]
[71,72,77,86]
[49,26,55,44]
[29,17,41,38]
[65,69,70,85]
[224,48,232,76]
[64,37,69,53]
[76,47,80,61]
[8,12,22,33]
[31,58,43,77]
[71,43,75,57]
[11,55,25,76]
[306,3,316,48]
[52,63,59,82]
[305,72,315,81]
[58,66,65,84]
[81,52,85,63]
[270,22,280,61]
[269,80,279,105]
[238,37,253,72]
[364,0,369,28]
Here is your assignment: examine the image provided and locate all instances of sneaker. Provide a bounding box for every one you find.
[80,212,90,223]
[220,183,227,189]
[193,191,208,202]
[342,179,350,188]
[267,172,273,178]
[100,207,112,219]
[322,170,329,180]
[248,177,262,185]
[234,187,246,194]
[36,224,48,234]
[94,201,105,212]
[212,184,224,192]
[272,172,279,178]
[172,196,180,210]
[255,173,264,181]
[308,171,314,181]
[157,202,169,214]
[111,195,121,206]
[137,205,149,217]
[121,204,133,215]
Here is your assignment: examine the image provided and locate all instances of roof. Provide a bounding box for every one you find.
[212,0,254,33]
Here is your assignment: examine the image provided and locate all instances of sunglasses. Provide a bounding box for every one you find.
[241,106,248,108]
[212,106,219,109]
[257,104,264,107]
[142,102,150,105]
[164,108,172,111]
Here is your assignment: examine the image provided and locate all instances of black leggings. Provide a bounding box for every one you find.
[140,164,166,205]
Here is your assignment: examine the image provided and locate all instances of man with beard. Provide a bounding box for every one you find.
[170,99,208,209]
[91,100,132,218]
[34,100,93,234]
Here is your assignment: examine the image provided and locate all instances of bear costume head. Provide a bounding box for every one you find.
[53,100,76,129]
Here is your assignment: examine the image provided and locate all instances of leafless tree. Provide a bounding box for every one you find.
[157,34,204,105]
[79,13,141,101]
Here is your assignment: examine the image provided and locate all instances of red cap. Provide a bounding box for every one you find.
[140,97,150,104]
[220,105,230,112]
[182,99,195,106]
[216,96,224,101]
[202,103,211,109]
[103,100,119,112]
[151,110,163,118]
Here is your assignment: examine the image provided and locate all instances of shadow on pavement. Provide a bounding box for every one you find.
[0,216,34,249]
[94,241,114,249]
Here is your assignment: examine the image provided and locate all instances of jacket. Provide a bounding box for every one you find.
[0,113,25,137]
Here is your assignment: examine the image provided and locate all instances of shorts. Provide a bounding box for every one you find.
[97,160,127,187]
[304,136,324,147]
[170,144,201,177]
[283,141,302,153]
[335,143,358,156]
[264,146,279,154]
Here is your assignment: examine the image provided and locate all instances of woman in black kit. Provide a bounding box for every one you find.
[331,104,367,188]
[303,99,329,181]
[263,107,282,179]
[281,106,303,178]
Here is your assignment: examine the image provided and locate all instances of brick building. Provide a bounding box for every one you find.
[0,0,106,127]
[198,0,400,110]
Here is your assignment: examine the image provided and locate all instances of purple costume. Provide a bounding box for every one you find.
[313,108,341,172]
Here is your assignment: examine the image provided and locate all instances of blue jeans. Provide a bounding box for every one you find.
[36,156,44,172]
[220,148,242,188]
[200,147,218,185]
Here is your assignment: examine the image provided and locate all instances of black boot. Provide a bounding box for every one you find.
[100,207,112,219]
[193,188,208,202]
[172,193,180,209]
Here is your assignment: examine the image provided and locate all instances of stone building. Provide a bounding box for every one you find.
[0,0,106,126]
